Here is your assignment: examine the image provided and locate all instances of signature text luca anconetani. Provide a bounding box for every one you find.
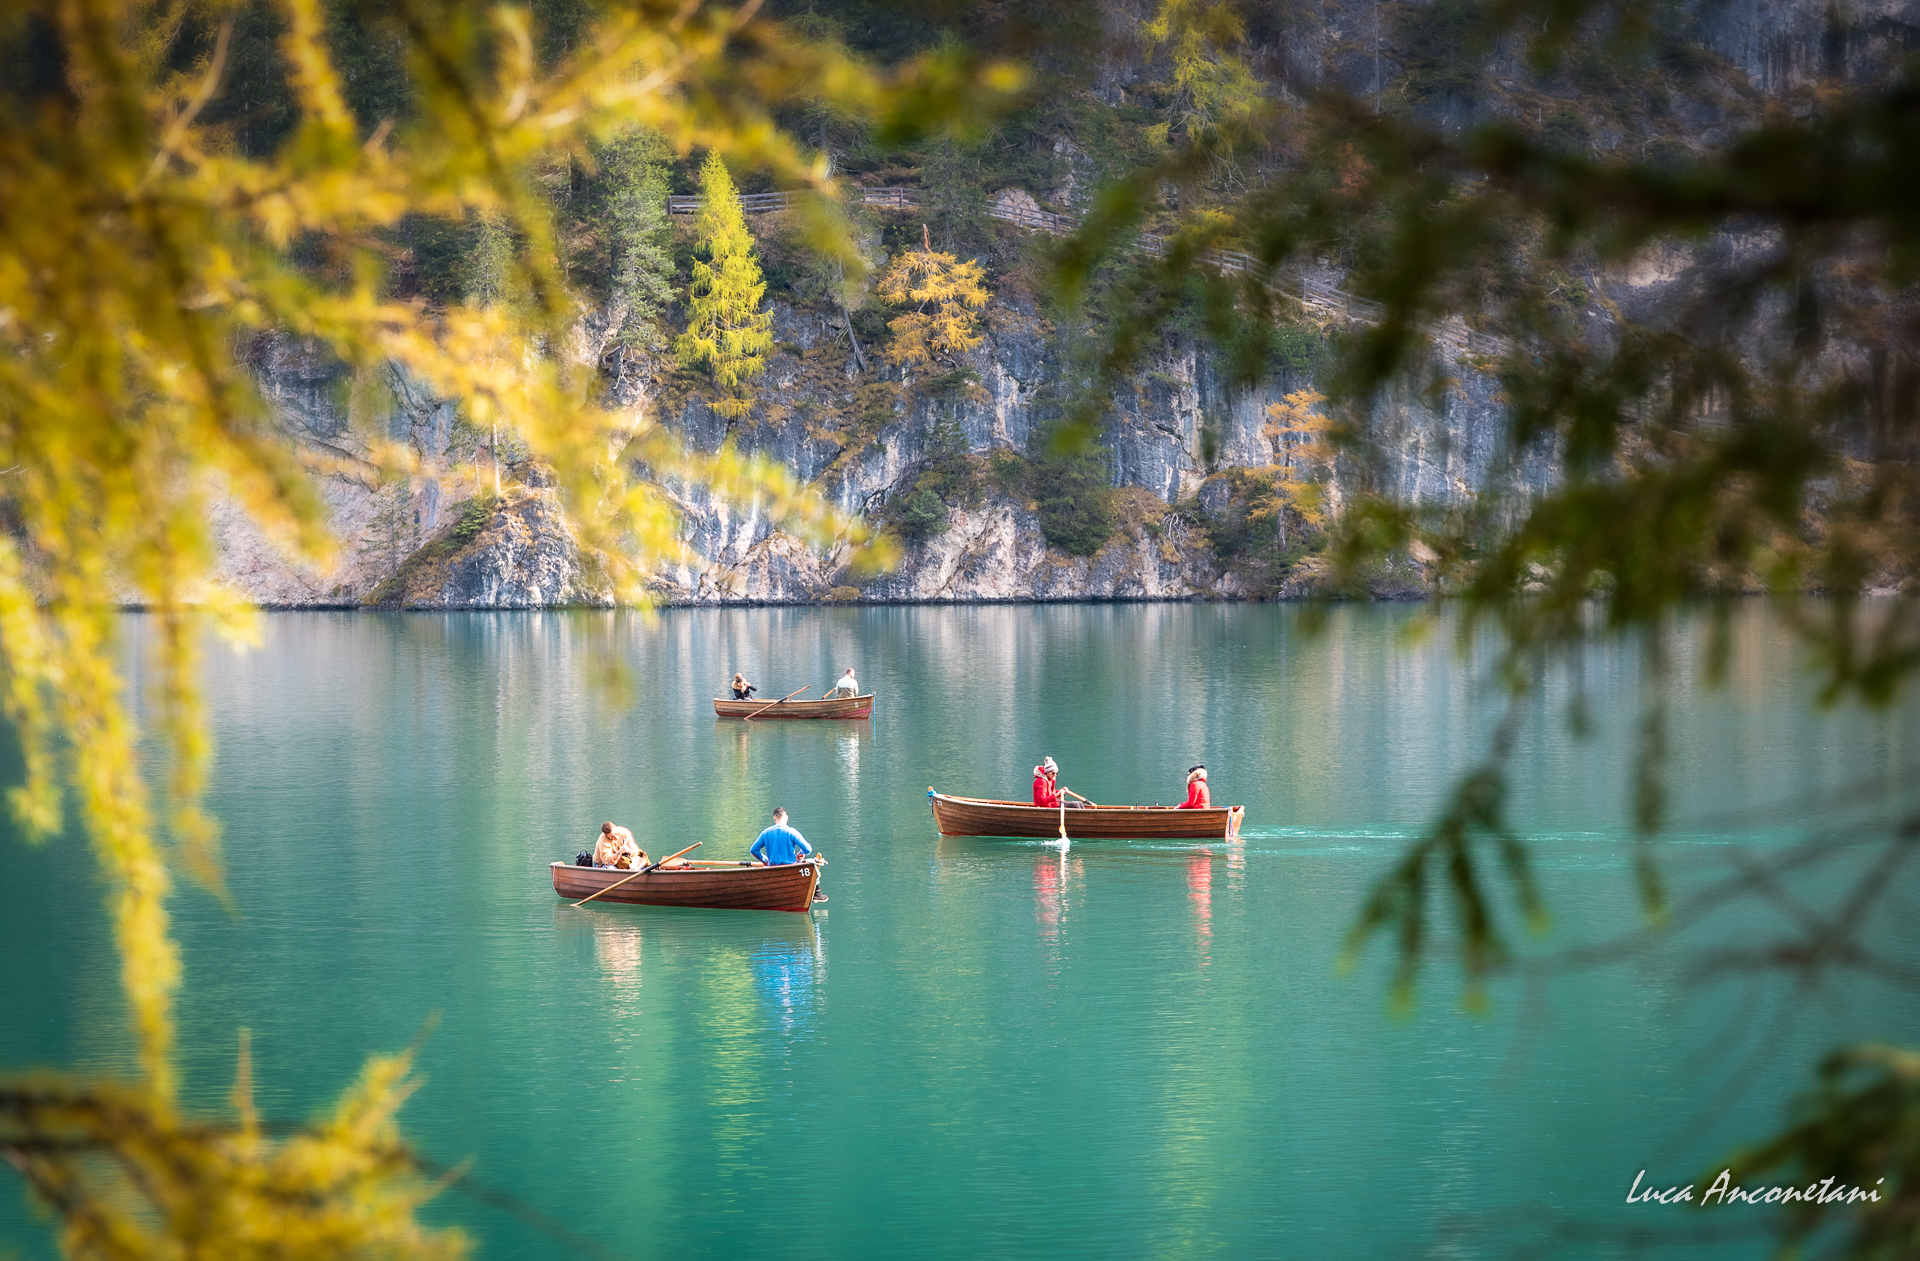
[1627,1169,1886,1207]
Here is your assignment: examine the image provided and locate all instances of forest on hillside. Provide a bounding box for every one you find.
[53,0,1832,578]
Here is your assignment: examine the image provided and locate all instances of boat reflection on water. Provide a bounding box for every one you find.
[1033,848,1077,943]
[593,916,644,983]
[837,728,861,814]
[547,902,646,1022]
[1188,851,1213,965]
[750,917,825,1045]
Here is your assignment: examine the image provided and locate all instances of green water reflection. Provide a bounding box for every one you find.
[2,603,1918,1258]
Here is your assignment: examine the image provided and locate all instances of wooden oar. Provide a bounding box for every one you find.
[1057,799,1070,845]
[572,842,702,907]
[1064,787,1100,807]
[641,842,701,873]
[744,687,808,722]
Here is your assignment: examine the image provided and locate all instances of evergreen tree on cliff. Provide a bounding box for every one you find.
[675,153,774,421]
[600,132,674,359]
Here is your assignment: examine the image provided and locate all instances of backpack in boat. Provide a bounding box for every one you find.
[574,851,592,867]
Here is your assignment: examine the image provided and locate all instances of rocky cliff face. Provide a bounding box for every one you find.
[206,0,1907,610]
[211,291,1518,607]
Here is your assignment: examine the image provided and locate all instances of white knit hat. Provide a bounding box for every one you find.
[1040,756,1058,774]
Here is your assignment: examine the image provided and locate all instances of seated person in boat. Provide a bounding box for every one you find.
[1032,757,1062,809]
[1174,766,1210,809]
[731,673,757,700]
[824,667,859,698]
[750,807,814,865]
[594,821,644,869]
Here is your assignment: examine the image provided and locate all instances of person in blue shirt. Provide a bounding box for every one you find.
[751,807,813,865]
[751,807,826,901]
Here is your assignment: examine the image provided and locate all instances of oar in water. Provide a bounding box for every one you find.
[572,842,702,907]
[1052,798,1071,851]
[744,687,808,722]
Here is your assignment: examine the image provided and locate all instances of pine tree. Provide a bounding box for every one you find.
[360,482,419,581]
[675,152,774,420]
[875,224,991,368]
[463,212,515,308]
[599,132,674,357]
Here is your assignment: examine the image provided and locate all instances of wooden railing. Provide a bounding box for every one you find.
[666,187,923,215]
[668,186,1512,359]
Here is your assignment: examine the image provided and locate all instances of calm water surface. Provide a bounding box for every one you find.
[4,604,1919,1258]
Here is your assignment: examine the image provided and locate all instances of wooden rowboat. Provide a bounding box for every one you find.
[713,693,875,720]
[927,789,1244,841]
[550,859,820,911]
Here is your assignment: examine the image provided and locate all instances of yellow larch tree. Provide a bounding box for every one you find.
[1141,0,1262,147]
[875,224,990,368]
[0,0,1017,1252]
[1263,387,1335,548]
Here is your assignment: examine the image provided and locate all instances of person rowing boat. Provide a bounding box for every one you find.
[1031,756,1087,808]
[1032,757,1061,808]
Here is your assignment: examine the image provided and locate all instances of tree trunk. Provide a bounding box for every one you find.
[837,260,868,372]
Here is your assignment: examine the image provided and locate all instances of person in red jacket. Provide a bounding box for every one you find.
[1032,756,1062,808]
[1175,765,1210,809]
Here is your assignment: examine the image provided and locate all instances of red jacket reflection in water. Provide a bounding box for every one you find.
[1175,767,1210,809]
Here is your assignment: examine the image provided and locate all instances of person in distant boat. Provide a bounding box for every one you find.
[594,821,644,869]
[731,673,757,700]
[824,667,860,698]
[1032,757,1062,809]
[1174,765,1210,809]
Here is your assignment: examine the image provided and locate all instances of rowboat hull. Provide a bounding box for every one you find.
[713,693,874,720]
[928,790,1244,841]
[550,861,819,911]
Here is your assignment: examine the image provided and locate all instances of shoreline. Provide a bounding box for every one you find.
[116,592,1438,613]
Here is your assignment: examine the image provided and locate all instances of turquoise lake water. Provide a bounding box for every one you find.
[3,603,1918,1257]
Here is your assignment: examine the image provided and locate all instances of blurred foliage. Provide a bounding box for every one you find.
[1027,0,1920,1250]
[1729,1042,1920,1253]
[0,0,1014,1250]
[1051,0,1920,989]
[2,1033,465,1260]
